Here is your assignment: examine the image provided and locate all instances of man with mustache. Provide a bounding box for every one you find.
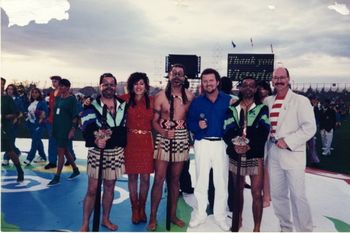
[147,64,194,230]
[223,76,270,231]
[79,73,127,231]
[264,67,316,232]
[187,68,232,231]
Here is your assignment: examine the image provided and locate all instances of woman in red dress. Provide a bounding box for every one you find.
[120,72,154,224]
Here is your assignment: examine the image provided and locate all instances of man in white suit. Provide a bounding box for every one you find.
[264,67,316,232]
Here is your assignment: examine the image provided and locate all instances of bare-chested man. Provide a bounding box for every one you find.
[147,64,194,231]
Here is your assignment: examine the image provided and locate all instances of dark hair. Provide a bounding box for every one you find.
[257,80,272,95]
[127,72,151,109]
[59,78,71,87]
[219,76,232,94]
[1,77,6,83]
[29,87,43,102]
[99,73,117,85]
[170,63,186,74]
[50,75,62,81]
[200,68,220,82]
[165,64,188,104]
[5,84,18,96]
[238,77,261,104]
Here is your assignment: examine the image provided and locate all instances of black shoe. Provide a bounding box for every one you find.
[17,171,24,182]
[182,187,194,194]
[244,182,251,189]
[48,175,60,186]
[65,158,76,166]
[44,163,57,169]
[68,168,80,180]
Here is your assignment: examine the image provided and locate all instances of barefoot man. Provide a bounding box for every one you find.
[147,64,194,230]
[79,73,128,231]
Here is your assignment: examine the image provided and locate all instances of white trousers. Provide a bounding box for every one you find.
[320,129,333,153]
[193,139,229,221]
[268,144,313,232]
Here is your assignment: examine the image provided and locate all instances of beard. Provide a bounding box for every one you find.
[102,88,115,99]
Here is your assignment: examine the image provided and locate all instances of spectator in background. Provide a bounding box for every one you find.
[23,88,48,165]
[44,76,76,169]
[17,84,30,112]
[179,75,195,196]
[2,84,24,166]
[307,95,321,166]
[48,78,80,186]
[1,77,24,182]
[319,99,336,156]
[257,80,273,208]
[45,76,62,169]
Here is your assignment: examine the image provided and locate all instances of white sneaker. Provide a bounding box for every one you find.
[2,160,9,166]
[215,219,230,231]
[189,216,206,228]
[23,159,31,165]
[322,151,331,156]
[34,157,47,163]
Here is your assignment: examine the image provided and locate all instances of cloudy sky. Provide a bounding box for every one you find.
[1,0,349,88]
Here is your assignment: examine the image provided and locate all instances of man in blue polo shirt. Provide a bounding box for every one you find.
[187,68,232,231]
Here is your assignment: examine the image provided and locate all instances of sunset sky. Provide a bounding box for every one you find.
[1,0,349,88]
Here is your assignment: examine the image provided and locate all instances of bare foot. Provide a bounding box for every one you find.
[171,217,185,228]
[147,218,157,231]
[79,225,89,232]
[101,219,118,231]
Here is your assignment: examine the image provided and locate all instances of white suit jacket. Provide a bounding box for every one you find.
[264,89,316,169]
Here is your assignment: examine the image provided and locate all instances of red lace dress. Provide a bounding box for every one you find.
[120,94,154,174]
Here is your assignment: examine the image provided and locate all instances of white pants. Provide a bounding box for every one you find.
[320,129,333,153]
[268,144,313,232]
[192,139,229,221]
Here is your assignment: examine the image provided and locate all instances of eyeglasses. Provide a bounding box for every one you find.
[101,83,116,88]
[171,71,184,77]
[272,76,288,81]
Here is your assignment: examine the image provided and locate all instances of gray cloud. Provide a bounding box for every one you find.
[1,0,349,85]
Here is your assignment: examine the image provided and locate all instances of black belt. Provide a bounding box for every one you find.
[203,137,222,141]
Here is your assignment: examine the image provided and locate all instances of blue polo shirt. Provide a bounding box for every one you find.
[187,91,231,140]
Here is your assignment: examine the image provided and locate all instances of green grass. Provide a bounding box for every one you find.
[325,216,350,232]
[1,213,21,232]
[313,118,350,175]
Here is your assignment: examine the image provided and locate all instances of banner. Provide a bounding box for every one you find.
[227,54,274,81]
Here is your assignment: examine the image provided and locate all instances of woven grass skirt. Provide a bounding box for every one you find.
[153,128,189,162]
[87,147,125,180]
[229,155,259,176]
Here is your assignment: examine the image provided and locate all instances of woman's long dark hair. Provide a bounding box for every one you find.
[29,87,43,102]
[165,64,188,104]
[127,72,151,109]
[5,84,18,96]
